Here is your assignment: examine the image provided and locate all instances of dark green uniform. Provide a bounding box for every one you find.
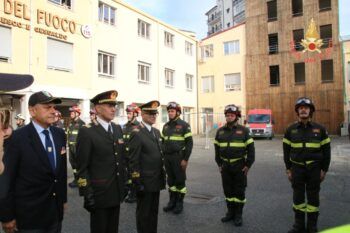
[283,121,331,232]
[214,123,255,223]
[161,117,193,213]
[67,118,85,179]
[76,121,126,233]
[122,120,140,202]
[129,122,166,233]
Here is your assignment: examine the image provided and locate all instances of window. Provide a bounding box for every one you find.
[164,31,174,48]
[224,73,241,91]
[267,0,277,21]
[48,0,71,9]
[294,63,305,84]
[293,29,304,51]
[47,38,73,71]
[202,76,214,93]
[319,0,331,11]
[98,51,115,77]
[227,23,231,28]
[201,44,214,59]
[161,106,168,123]
[165,68,174,87]
[185,74,193,91]
[224,40,240,55]
[138,19,150,39]
[320,24,332,48]
[321,59,333,82]
[0,26,11,62]
[268,33,278,54]
[292,0,303,16]
[138,62,151,83]
[226,8,230,13]
[269,65,280,86]
[185,41,193,56]
[183,107,191,123]
[233,0,245,25]
[98,2,116,25]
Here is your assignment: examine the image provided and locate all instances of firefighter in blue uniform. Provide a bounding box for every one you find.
[214,104,255,227]
[76,90,126,233]
[283,97,331,233]
[123,103,141,203]
[67,105,85,188]
[162,102,193,214]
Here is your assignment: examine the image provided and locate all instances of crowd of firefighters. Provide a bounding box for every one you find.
[0,74,334,233]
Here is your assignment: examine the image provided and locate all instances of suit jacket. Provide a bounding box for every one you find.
[129,123,166,192]
[0,123,67,229]
[76,121,126,208]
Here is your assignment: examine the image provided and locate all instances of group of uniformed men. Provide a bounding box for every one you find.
[0,79,332,233]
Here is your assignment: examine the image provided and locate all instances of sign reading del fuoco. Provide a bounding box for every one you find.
[1,0,81,40]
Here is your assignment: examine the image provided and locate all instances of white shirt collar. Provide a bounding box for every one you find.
[142,121,152,132]
[96,116,111,132]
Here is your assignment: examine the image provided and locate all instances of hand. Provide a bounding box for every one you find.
[286,169,292,182]
[2,219,17,233]
[84,193,95,212]
[242,166,249,176]
[320,170,326,182]
[180,160,188,171]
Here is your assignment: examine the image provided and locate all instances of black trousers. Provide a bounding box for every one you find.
[136,191,160,233]
[221,161,247,203]
[68,146,77,179]
[90,206,120,233]
[164,153,186,191]
[291,164,321,214]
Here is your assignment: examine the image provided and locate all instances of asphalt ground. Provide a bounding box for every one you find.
[2,136,349,233]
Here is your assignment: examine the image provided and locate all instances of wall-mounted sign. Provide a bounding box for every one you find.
[81,25,92,38]
[290,18,333,63]
[0,0,89,40]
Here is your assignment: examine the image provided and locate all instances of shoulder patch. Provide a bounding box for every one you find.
[236,130,243,135]
[312,128,320,133]
[291,129,298,134]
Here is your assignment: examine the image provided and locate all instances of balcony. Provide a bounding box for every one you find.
[208,11,222,24]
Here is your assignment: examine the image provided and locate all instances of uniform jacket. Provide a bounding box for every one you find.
[67,118,85,145]
[162,117,193,161]
[283,121,331,171]
[76,121,126,207]
[214,123,255,168]
[0,123,67,229]
[128,123,166,192]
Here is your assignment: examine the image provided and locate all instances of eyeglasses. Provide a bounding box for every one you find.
[225,105,238,112]
[296,98,312,105]
[167,102,177,108]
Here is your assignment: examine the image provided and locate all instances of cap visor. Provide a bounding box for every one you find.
[0,73,34,92]
[42,97,62,105]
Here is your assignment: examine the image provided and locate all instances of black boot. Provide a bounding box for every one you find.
[221,202,234,222]
[288,211,306,233]
[163,191,177,212]
[234,203,243,227]
[173,193,185,214]
[307,212,318,233]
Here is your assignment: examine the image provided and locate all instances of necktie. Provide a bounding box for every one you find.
[42,129,56,170]
[108,124,113,139]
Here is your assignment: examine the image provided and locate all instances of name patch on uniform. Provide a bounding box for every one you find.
[219,131,225,135]
[236,130,243,135]
[291,129,298,134]
[313,129,320,133]
[176,125,183,129]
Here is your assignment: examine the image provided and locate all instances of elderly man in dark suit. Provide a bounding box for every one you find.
[76,90,126,233]
[129,100,166,233]
[0,91,67,233]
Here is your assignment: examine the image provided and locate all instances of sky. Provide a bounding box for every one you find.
[123,0,350,40]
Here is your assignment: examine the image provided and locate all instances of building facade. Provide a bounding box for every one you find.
[0,0,197,130]
[206,0,245,36]
[198,23,246,133]
[342,38,350,131]
[245,0,343,134]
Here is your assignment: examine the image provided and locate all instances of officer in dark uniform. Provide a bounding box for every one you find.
[67,105,85,188]
[128,100,166,233]
[162,102,193,214]
[283,97,331,233]
[123,103,141,203]
[214,104,255,227]
[76,90,126,233]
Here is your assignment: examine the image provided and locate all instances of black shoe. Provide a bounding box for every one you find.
[172,193,184,214]
[163,192,177,212]
[234,215,243,227]
[287,227,306,233]
[221,213,234,223]
[68,180,78,188]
